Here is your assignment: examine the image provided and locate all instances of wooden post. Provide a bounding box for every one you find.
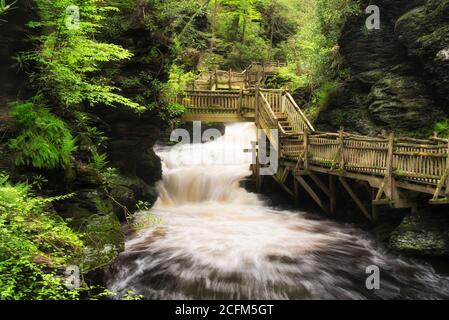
[304,127,309,170]
[385,132,395,199]
[255,85,260,127]
[238,88,243,115]
[338,127,345,171]
[446,140,449,198]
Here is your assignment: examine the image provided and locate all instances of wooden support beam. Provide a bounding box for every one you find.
[276,166,290,184]
[430,165,449,204]
[372,199,393,206]
[273,174,295,198]
[338,127,345,170]
[303,127,309,170]
[308,172,331,197]
[295,176,329,214]
[339,177,372,221]
[384,132,395,199]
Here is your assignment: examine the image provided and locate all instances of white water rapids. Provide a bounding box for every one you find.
[107,123,449,299]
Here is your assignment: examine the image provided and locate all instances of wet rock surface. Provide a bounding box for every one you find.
[390,212,449,256]
[317,0,449,134]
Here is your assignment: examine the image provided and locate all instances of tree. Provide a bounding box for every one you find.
[26,0,143,111]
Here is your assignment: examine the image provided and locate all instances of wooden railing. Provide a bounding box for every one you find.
[258,91,283,152]
[292,129,449,200]
[191,62,285,90]
[171,90,256,115]
[282,92,314,134]
[172,86,449,201]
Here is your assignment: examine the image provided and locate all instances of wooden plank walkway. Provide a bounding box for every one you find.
[171,71,449,221]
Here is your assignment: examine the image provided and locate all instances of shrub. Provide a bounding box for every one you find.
[9,100,75,170]
[0,172,83,300]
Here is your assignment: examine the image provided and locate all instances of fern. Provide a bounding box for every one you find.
[90,152,108,172]
[8,100,75,170]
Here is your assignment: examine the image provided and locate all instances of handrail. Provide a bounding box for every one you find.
[285,92,315,132]
[259,91,285,135]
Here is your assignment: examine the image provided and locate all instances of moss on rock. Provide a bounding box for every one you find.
[80,213,125,271]
[390,213,449,256]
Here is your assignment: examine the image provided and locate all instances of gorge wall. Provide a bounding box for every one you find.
[316,0,449,136]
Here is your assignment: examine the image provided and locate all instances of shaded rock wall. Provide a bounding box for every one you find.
[316,0,449,135]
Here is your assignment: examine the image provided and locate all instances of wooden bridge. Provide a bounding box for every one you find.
[171,71,449,222]
[191,62,285,91]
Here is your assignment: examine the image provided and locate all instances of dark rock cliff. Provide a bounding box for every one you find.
[317,0,449,135]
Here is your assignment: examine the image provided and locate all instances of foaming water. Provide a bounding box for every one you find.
[107,123,449,299]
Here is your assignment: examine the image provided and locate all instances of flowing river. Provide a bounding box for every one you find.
[106,123,449,299]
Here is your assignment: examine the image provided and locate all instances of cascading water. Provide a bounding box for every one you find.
[106,123,449,300]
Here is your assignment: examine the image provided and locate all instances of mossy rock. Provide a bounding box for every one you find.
[80,213,125,271]
[368,72,443,130]
[390,213,449,256]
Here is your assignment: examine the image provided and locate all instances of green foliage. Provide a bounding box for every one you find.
[90,152,108,172]
[101,167,121,189]
[0,173,83,300]
[0,0,16,19]
[268,66,304,91]
[30,174,49,191]
[164,103,187,121]
[280,0,360,89]
[305,80,338,122]
[27,0,144,111]
[122,290,144,300]
[73,111,109,154]
[165,64,197,99]
[132,211,162,232]
[434,119,449,137]
[167,0,360,92]
[136,200,151,211]
[80,213,124,271]
[9,100,75,170]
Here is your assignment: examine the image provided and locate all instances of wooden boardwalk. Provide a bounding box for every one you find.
[172,73,449,221]
[191,62,285,91]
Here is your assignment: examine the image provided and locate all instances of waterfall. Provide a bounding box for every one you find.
[106,123,449,300]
